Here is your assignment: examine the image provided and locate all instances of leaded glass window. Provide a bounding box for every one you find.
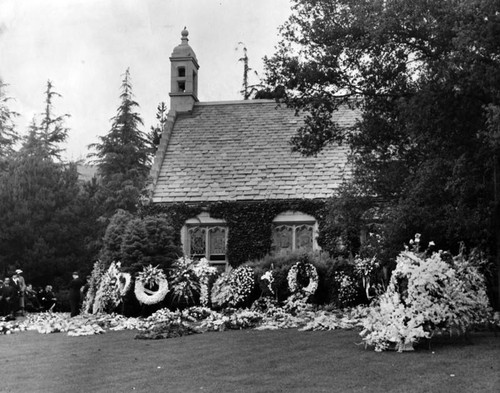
[271,211,318,256]
[295,225,313,251]
[188,227,206,258]
[186,225,227,263]
[272,225,293,255]
[209,226,227,261]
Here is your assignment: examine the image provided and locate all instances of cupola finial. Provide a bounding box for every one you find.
[181,27,189,42]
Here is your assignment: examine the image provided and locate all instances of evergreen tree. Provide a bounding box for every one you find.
[120,215,180,272]
[0,80,19,167]
[148,101,167,158]
[0,82,98,285]
[263,0,500,305]
[20,81,69,160]
[89,68,150,216]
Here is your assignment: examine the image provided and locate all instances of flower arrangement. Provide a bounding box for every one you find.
[360,243,492,352]
[354,256,379,278]
[169,257,201,306]
[92,262,122,314]
[334,271,360,308]
[354,256,380,300]
[211,266,255,308]
[261,270,275,295]
[200,308,263,331]
[81,260,106,314]
[287,261,318,296]
[116,272,132,297]
[134,265,169,305]
[192,258,218,307]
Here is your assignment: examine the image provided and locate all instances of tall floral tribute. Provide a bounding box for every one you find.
[92,262,123,314]
[134,265,169,305]
[169,257,201,306]
[81,260,106,314]
[360,238,492,352]
[192,258,218,307]
[211,266,255,308]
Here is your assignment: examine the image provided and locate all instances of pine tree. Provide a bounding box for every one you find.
[0,79,19,166]
[89,68,150,215]
[0,82,99,283]
[148,102,167,158]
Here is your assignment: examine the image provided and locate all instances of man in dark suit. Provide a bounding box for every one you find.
[69,272,84,317]
[1,277,18,319]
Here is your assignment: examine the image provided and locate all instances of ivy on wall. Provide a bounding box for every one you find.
[140,199,326,267]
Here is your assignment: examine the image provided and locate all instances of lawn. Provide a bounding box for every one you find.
[1,328,499,393]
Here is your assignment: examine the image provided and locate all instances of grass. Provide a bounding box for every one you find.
[1,328,499,393]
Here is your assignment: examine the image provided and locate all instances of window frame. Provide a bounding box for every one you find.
[182,212,228,266]
[271,211,319,255]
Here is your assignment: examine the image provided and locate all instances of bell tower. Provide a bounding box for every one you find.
[169,27,199,113]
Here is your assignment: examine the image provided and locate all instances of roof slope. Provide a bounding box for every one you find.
[151,100,355,203]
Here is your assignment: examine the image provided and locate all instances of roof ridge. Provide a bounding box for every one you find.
[195,99,276,106]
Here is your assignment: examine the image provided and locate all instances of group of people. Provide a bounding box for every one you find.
[0,269,59,320]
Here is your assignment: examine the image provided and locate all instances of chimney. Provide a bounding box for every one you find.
[169,28,199,113]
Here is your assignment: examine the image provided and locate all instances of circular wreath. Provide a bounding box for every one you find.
[287,262,319,295]
[116,272,132,297]
[134,265,169,305]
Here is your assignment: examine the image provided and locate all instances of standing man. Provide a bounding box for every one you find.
[69,272,84,317]
[12,269,26,316]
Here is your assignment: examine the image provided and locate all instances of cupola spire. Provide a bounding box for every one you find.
[169,27,199,113]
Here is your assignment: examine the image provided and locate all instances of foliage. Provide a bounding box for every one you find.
[0,152,96,285]
[148,102,167,159]
[0,80,102,284]
[100,210,134,266]
[263,0,500,297]
[361,240,492,352]
[19,81,69,161]
[0,80,19,167]
[120,214,181,272]
[88,68,151,216]
[143,199,326,268]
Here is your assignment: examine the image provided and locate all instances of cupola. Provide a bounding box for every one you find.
[169,28,199,113]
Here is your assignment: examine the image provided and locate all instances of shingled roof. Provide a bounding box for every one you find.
[150,100,356,203]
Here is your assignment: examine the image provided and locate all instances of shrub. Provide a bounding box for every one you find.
[120,214,181,271]
[100,210,133,266]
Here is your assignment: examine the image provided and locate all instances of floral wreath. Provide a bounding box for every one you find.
[134,265,169,305]
[287,261,318,296]
[116,272,132,297]
[229,266,255,307]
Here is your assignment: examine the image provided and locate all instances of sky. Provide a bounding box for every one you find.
[0,0,293,161]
